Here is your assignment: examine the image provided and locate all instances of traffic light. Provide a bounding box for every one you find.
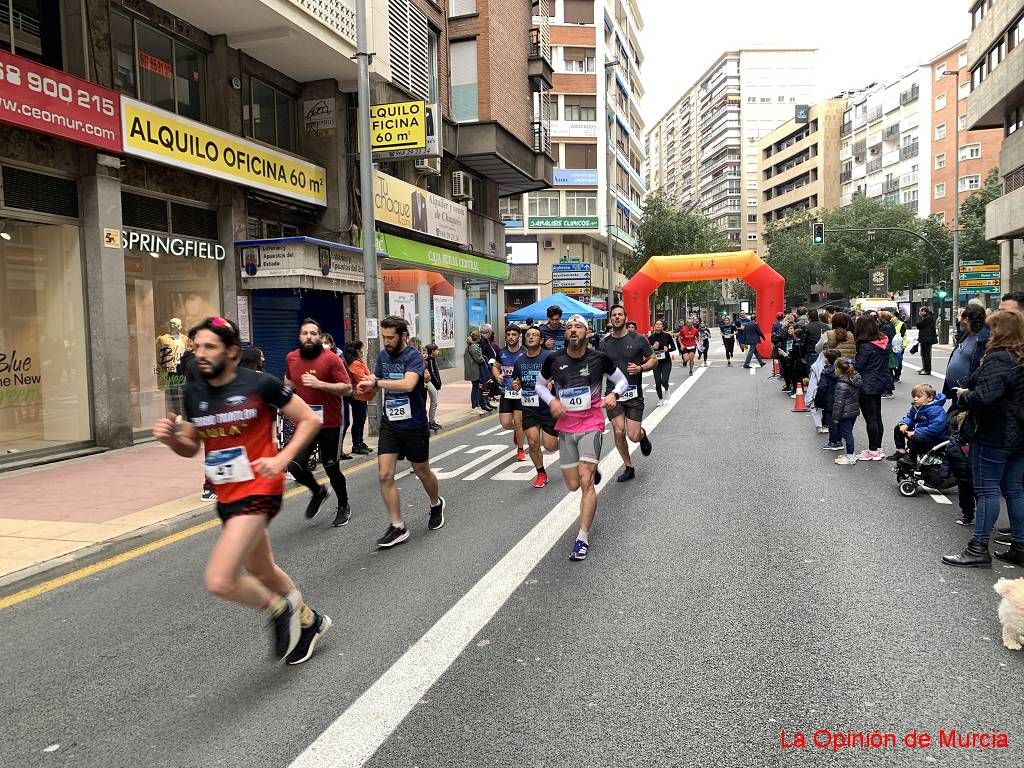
[937,281,948,300]
[812,222,825,246]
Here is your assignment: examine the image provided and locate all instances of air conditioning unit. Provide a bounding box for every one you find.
[451,170,474,200]
[543,239,555,249]
[414,157,441,176]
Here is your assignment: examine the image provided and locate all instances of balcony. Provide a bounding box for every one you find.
[153,0,358,81]
[903,199,919,215]
[452,120,554,196]
[866,105,883,123]
[883,123,900,140]
[467,209,507,259]
[900,141,919,161]
[840,170,852,183]
[840,122,853,137]
[899,84,919,106]
[884,178,900,193]
[528,28,554,91]
[866,158,883,174]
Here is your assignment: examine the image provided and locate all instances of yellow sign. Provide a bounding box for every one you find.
[102,228,122,248]
[960,264,1000,272]
[370,101,427,151]
[120,98,327,206]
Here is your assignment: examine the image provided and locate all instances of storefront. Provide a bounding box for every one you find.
[236,237,364,379]
[376,231,509,370]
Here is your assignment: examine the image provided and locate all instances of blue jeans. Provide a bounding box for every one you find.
[839,416,857,455]
[743,344,764,366]
[970,444,1024,545]
[824,409,840,444]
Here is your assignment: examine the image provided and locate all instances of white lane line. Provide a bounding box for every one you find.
[288,368,707,768]
[476,424,505,436]
[901,360,946,383]
[927,490,953,505]
[395,445,468,480]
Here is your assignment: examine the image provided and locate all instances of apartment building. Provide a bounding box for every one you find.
[927,41,1003,227]
[964,0,1024,294]
[0,0,549,466]
[500,0,645,312]
[838,69,933,218]
[756,99,847,255]
[646,49,819,249]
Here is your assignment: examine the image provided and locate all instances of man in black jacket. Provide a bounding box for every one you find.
[802,310,829,361]
[740,314,766,368]
[914,307,938,374]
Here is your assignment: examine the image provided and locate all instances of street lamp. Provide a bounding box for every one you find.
[942,69,962,340]
[604,59,620,311]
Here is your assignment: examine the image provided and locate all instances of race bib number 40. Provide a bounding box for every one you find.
[385,395,411,421]
[204,447,255,485]
[560,386,591,412]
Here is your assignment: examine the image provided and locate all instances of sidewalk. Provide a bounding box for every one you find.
[0,368,484,587]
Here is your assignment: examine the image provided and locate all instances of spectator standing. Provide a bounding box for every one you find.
[914,307,938,374]
[853,314,891,461]
[831,358,863,465]
[343,341,373,455]
[464,332,492,414]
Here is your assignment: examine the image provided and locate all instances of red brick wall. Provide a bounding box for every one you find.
[553,73,596,94]
[551,25,596,46]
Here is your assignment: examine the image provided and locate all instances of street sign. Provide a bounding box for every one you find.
[552,278,592,288]
[961,285,1001,294]
[959,260,986,266]
[959,279,1000,287]
[552,262,592,272]
[958,272,1000,279]
[551,272,591,280]
[960,264,1000,272]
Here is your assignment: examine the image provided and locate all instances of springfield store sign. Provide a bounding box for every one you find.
[123,229,226,260]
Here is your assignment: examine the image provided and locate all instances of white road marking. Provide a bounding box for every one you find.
[901,360,946,383]
[476,424,506,436]
[926,490,953,505]
[288,367,708,768]
[394,445,468,480]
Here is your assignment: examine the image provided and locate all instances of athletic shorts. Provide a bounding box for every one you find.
[498,396,523,414]
[559,430,603,468]
[522,409,558,437]
[682,347,697,354]
[377,420,430,464]
[607,396,645,423]
[216,494,282,524]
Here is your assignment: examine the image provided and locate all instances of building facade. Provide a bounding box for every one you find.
[646,49,819,250]
[927,41,1003,228]
[756,99,847,255]
[838,69,933,218]
[964,0,1024,294]
[0,0,548,466]
[500,0,645,313]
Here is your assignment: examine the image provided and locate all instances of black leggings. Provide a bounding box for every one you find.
[289,426,349,505]
[858,394,883,451]
[722,337,735,360]
[654,359,672,398]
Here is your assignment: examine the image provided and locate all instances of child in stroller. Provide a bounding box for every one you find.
[890,383,952,496]
[894,441,958,497]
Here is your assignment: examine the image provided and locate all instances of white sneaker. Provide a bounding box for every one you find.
[835,455,857,465]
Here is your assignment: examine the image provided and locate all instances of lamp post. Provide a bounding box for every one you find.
[942,69,961,341]
[604,59,619,311]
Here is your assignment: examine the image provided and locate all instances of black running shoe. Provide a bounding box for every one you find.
[332,504,351,527]
[285,611,332,666]
[428,497,446,530]
[268,598,300,660]
[639,429,652,457]
[304,485,331,519]
[617,466,636,482]
[376,524,410,548]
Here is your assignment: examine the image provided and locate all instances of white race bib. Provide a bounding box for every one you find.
[385,395,411,421]
[204,447,255,485]
[620,385,638,401]
[560,386,591,412]
[503,388,522,400]
[522,393,539,408]
[655,350,667,360]
[309,404,324,423]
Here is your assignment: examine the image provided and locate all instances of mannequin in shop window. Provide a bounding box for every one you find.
[157,318,188,412]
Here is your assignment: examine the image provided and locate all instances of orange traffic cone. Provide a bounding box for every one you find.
[772,357,781,376]
[791,383,809,413]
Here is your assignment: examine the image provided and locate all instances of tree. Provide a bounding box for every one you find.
[957,167,1001,267]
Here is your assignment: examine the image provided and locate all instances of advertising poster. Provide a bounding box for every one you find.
[433,295,455,349]
[388,291,417,337]
[468,298,487,329]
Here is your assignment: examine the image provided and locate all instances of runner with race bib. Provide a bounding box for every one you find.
[512,327,557,488]
[153,316,330,665]
[536,314,628,561]
[492,325,527,462]
[647,319,676,404]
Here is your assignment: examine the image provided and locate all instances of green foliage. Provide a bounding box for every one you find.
[958,167,1001,266]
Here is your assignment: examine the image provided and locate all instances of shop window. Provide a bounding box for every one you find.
[0,0,62,67]
[245,78,296,152]
[0,221,91,454]
[111,10,206,120]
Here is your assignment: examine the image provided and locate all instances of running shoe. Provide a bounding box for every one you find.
[821,442,844,451]
[532,471,548,489]
[285,611,332,666]
[834,455,857,465]
[268,597,301,660]
[428,496,446,530]
[569,539,589,561]
[332,504,351,527]
[886,451,907,461]
[638,429,652,457]
[304,484,331,519]
[516,448,527,462]
[881,393,895,399]
[376,524,410,548]
[201,489,217,502]
[339,452,353,460]
[352,445,373,455]
[617,466,636,482]
[856,450,883,461]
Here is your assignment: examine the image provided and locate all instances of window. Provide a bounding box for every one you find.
[450,39,478,121]
[427,29,439,103]
[747,232,758,240]
[747,96,756,103]
[960,143,981,160]
[565,191,597,216]
[935,211,946,224]
[563,143,597,169]
[959,175,981,192]
[935,153,946,169]
[1012,15,1023,52]
[935,123,946,140]
[449,0,475,16]
[959,51,969,68]
[111,10,206,120]
[0,0,63,68]
[934,183,945,199]
[563,95,596,121]
[563,0,595,23]
[1008,105,1024,136]
[902,189,919,203]
[959,81,971,101]
[245,79,295,151]
[778,95,785,103]
[747,213,757,223]
[747,180,757,190]
[528,190,559,216]
[958,115,967,131]
[971,0,991,30]
[499,196,523,219]
[935,64,946,80]
[935,93,947,111]
[563,47,596,73]
[391,0,430,99]
[746,197,757,207]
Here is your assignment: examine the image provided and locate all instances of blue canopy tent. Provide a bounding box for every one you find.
[505,293,607,323]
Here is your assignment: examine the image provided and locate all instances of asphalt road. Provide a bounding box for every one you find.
[1,345,1021,768]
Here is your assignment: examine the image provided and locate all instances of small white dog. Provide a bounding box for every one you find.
[994,578,1024,651]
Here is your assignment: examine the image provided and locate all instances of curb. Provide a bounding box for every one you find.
[0,409,493,596]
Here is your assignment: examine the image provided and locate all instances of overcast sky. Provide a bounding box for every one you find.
[638,1,970,127]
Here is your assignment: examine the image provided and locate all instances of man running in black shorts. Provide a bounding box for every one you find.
[285,318,354,527]
[512,326,558,487]
[601,305,655,482]
[356,316,445,548]
[492,325,527,461]
[153,317,330,665]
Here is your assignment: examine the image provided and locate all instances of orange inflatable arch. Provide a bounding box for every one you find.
[622,250,784,356]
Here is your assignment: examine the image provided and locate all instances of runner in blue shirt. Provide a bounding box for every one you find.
[511,326,557,487]
[491,325,527,461]
[539,305,567,350]
[357,316,444,549]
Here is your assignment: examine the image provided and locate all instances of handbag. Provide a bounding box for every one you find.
[909,342,919,355]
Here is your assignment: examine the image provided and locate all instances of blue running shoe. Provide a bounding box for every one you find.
[569,539,589,561]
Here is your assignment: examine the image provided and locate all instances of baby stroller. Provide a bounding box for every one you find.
[893,441,958,497]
